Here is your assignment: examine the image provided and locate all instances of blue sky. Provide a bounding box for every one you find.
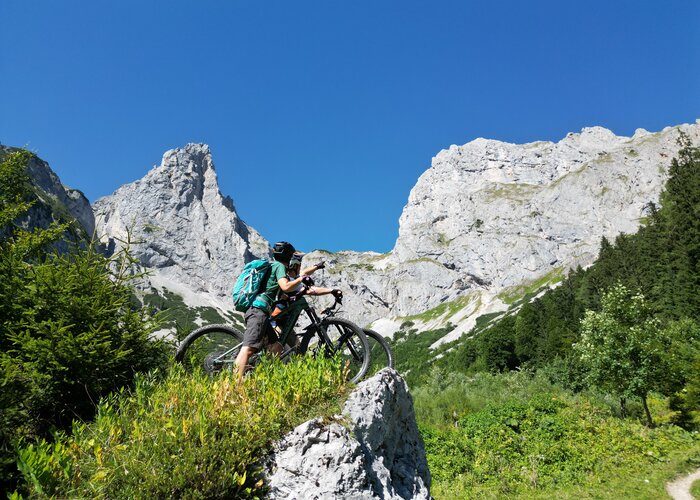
[1,1,698,253]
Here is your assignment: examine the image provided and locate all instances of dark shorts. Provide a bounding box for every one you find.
[243,307,278,350]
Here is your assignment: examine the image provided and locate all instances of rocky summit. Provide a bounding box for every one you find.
[1,145,94,241]
[89,122,700,342]
[93,144,270,308]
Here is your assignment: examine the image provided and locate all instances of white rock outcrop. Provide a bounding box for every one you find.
[93,144,270,307]
[265,369,431,499]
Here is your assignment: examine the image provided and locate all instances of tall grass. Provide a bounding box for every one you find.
[414,369,700,499]
[15,355,348,498]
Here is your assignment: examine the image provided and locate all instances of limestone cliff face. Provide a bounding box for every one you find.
[93,144,270,307]
[310,122,700,336]
[1,145,94,240]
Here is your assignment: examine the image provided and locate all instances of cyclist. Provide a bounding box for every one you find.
[270,252,343,348]
[235,241,312,383]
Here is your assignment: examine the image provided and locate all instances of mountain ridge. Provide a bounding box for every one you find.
[12,121,700,342]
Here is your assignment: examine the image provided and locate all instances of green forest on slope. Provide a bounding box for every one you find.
[399,137,700,497]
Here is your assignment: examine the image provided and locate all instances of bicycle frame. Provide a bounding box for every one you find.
[205,298,342,371]
[271,297,337,360]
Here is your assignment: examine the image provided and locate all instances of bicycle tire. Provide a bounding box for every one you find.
[300,317,370,384]
[363,328,394,377]
[175,324,244,375]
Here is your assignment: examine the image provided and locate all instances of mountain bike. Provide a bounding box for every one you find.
[305,293,393,377]
[175,292,371,384]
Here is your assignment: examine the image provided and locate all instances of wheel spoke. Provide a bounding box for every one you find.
[363,329,394,377]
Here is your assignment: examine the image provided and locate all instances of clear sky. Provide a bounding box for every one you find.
[1,1,698,253]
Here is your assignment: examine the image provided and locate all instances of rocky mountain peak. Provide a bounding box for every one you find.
[0,145,94,239]
[93,144,270,307]
[308,122,700,339]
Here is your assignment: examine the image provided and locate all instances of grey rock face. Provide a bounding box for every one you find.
[91,122,700,339]
[305,123,700,331]
[265,369,431,499]
[93,144,270,307]
[1,145,95,238]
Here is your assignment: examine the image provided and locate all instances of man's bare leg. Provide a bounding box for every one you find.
[236,346,256,384]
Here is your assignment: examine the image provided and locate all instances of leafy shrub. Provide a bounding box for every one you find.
[413,369,566,429]
[415,370,699,498]
[692,478,700,499]
[0,150,169,490]
[389,324,455,386]
[16,355,348,498]
[575,284,677,425]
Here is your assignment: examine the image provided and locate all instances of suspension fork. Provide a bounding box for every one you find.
[304,306,334,351]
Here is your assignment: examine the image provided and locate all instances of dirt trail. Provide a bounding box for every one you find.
[666,467,700,500]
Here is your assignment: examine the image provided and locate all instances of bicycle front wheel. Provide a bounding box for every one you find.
[300,318,370,384]
[175,324,243,375]
[364,328,394,377]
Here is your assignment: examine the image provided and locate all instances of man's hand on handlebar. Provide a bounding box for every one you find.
[331,289,343,303]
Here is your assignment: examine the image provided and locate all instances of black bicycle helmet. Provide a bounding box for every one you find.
[272,241,296,262]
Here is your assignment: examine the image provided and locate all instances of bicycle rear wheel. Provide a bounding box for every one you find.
[363,328,394,377]
[300,318,370,384]
[175,324,243,375]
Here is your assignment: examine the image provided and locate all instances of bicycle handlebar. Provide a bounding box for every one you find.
[320,299,340,317]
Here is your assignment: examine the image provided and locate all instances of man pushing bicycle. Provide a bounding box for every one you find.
[234,241,305,382]
[270,252,343,348]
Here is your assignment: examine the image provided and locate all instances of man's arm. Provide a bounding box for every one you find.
[301,262,324,276]
[307,287,342,300]
[278,276,305,293]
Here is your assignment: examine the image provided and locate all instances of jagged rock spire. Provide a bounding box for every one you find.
[93,144,270,305]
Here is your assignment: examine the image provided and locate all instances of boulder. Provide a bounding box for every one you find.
[265,369,431,499]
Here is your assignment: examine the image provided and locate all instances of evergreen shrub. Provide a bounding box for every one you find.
[0,150,169,490]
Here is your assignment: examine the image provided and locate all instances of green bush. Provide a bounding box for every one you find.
[0,150,169,490]
[415,370,699,498]
[16,355,348,498]
[413,369,567,429]
[389,324,455,386]
[691,478,700,499]
[1,245,169,431]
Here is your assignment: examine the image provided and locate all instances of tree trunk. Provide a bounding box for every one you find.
[620,397,627,418]
[642,394,653,427]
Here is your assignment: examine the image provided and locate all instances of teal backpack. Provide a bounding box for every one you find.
[232,260,272,312]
